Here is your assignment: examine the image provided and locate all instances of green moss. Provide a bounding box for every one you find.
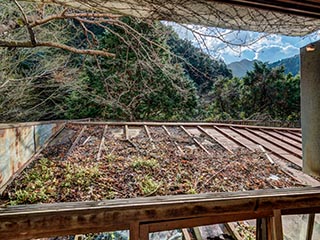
[131,157,159,169]
[138,176,161,196]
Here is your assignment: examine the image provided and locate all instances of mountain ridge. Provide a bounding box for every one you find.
[228,55,300,78]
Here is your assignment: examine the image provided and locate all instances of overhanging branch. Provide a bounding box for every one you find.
[0,40,115,57]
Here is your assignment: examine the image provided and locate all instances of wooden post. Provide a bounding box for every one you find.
[271,210,283,240]
[139,224,149,240]
[130,222,140,240]
[256,218,272,240]
[306,213,315,240]
[301,40,320,177]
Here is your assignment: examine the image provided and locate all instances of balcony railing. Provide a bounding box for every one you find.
[1,187,320,240]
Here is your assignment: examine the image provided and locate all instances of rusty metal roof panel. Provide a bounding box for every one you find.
[3,120,320,207]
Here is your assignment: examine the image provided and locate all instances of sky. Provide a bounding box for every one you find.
[170,23,320,64]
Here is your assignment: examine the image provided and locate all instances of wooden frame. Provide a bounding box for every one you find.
[1,187,320,239]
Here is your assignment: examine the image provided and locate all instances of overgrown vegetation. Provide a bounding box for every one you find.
[1,125,303,206]
[207,62,300,121]
[0,1,301,122]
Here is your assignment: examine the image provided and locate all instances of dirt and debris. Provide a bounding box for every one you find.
[0,124,304,206]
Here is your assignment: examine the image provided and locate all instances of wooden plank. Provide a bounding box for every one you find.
[162,125,184,154]
[180,126,211,155]
[197,126,233,153]
[70,121,301,131]
[2,187,320,239]
[271,210,283,240]
[193,227,202,240]
[144,125,155,149]
[259,145,275,165]
[124,125,129,140]
[96,125,108,161]
[64,125,87,159]
[182,229,191,240]
[144,125,152,141]
[225,222,243,240]
[147,212,272,233]
[306,213,315,240]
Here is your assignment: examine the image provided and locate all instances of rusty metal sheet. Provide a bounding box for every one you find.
[35,124,62,150]
[0,123,63,191]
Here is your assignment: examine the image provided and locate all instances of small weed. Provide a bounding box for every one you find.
[105,154,116,162]
[131,157,159,169]
[62,164,100,189]
[187,188,197,194]
[139,176,161,196]
[9,158,55,205]
[185,180,197,194]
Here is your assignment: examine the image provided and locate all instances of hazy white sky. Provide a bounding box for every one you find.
[170,23,320,64]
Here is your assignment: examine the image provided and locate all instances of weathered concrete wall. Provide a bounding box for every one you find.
[301,40,320,177]
[0,121,64,192]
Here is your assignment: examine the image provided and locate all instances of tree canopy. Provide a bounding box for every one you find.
[0,1,302,123]
[207,62,300,121]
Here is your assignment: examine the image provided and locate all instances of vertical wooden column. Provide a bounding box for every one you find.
[271,210,283,240]
[257,211,283,240]
[256,218,272,240]
[130,222,149,240]
[130,222,140,240]
[301,41,320,177]
[306,213,315,240]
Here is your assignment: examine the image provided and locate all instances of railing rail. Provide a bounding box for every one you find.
[1,187,320,239]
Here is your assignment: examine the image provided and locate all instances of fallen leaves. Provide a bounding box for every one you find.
[0,124,304,206]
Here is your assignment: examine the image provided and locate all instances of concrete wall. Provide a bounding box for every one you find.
[301,41,320,177]
[0,121,65,192]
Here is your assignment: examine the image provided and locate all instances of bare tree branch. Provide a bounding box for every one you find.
[29,12,120,28]
[0,40,115,57]
[13,0,37,45]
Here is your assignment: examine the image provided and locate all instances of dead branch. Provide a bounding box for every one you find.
[0,40,115,57]
[13,0,36,45]
[29,12,120,28]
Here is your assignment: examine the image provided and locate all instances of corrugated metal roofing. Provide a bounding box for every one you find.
[33,0,320,36]
[68,121,303,167]
[2,120,319,194]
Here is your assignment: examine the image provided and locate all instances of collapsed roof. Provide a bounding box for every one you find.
[26,0,320,36]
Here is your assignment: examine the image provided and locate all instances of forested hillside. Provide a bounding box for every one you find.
[207,62,300,121]
[229,55,300,78]
[0,2,301,123]
[269,54,300,76]
[228,59,257,78]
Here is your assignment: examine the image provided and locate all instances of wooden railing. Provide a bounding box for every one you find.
[1,187,320,240]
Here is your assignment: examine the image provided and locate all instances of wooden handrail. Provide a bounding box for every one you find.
[1,187,320,239]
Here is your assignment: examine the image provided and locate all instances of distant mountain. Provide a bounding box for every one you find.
[269,54,300,76]
[227,59,257,78]
[228,55,300,78]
